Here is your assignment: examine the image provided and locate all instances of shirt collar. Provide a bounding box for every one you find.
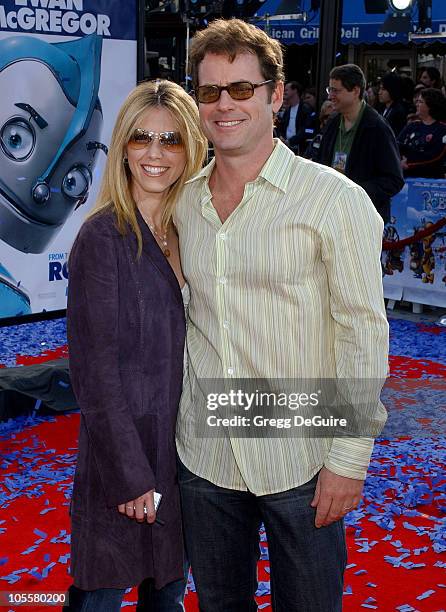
[186,139,295,195]
[258,138,295,193]
[185,156,215,184]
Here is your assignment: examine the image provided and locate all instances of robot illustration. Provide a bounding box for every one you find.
[0,34,106,316]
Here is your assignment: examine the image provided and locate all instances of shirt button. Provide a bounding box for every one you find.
[227,367,234,375]
[223,320,230,329]
[219,232,226,241]
[219,277,227,285]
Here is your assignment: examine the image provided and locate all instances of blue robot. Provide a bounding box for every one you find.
[0,33,106,316]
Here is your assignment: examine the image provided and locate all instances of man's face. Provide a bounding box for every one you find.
[328,78,360,115]
[197,52,283,158]
[284,83,299,106]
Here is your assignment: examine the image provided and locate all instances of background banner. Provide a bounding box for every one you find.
[0,0,138,319]
[382,179,446,307]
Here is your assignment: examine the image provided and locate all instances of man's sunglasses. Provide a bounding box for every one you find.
[195,80,274,104]
[128,129,184,152]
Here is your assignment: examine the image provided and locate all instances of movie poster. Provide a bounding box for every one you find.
[0,0,138,319]
[383,179,446,307]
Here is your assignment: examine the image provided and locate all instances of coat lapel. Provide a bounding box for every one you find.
[135,208,183,306]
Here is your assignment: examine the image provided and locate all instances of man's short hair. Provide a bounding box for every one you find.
[189,18,284,98]
[329,64,366,98]
[286,81,304,97]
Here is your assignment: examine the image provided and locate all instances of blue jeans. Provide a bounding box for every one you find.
[178,460,346,612]
[64,574,186,611]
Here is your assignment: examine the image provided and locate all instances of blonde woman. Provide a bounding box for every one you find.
[65,80,207,611]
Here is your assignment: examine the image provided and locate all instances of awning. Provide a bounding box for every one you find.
[254,0,446,45]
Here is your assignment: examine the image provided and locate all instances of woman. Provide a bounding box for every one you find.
[398,87,446,179]
[65,79,207,611]
[378,72,407,136]
[306,100,336,160]
[365,83,381,111]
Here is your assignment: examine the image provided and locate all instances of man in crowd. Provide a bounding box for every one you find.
[175,20,388,612]
[277,80,316,154]
[316,63,404,223]
[419,66,442,90]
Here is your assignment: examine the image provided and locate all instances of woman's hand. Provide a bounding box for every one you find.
[118,489,156,523]
[400,156,408,170]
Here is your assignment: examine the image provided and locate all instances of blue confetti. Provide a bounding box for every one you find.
[256,581,270,597]
[0,318,67,367]
[416,589,435,600]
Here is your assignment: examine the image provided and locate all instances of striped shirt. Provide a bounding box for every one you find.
[175,139,388,495]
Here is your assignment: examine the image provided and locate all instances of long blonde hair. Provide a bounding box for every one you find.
[89,79,207,255]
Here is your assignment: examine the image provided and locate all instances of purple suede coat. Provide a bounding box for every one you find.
[67,209,186,590]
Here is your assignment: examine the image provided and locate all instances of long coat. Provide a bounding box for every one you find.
[67,209,186,590]
[315,104,404,223]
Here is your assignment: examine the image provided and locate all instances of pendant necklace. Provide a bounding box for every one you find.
[148,221,170,258]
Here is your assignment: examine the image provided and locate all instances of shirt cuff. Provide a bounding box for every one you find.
[324,437,375,480]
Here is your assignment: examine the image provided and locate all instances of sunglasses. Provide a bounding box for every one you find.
[128,129,184,152]
[195,80,274,104]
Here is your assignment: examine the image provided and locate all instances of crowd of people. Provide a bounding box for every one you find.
[277,64,446,200]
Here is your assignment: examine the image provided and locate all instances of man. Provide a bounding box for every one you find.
[419,66,442,90]
[277,80,316,154]
[316,64,404,223]
[378,72,408,137]
[175,20,388,612]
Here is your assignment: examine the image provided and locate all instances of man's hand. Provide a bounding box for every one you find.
[310,467,364,528]
[118,489,156,524]
[401,156,408,170]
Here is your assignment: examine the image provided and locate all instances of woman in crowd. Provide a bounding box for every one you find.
[378,72,408,136]
[65,79,207,611]
[307,99,336,160]
[398,87,446,179]
[365,83,381,111]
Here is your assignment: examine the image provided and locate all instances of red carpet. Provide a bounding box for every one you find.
[1,319,445,610]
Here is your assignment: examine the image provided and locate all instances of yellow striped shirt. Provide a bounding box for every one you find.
[175,139,388,495]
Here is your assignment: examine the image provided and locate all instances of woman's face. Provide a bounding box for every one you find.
[416,96,431,121]
[366,87,376,106]
[420,71,434,88]
[378,85,391,105]
[126,107,187,203]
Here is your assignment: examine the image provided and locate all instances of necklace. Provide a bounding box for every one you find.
[148,221,170,258]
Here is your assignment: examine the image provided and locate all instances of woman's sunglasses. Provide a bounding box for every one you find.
[128,129,184,152]
[195,80,273,104]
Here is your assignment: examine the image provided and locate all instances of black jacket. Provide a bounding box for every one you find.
[315,104,404,223]
[277,101,316,154]
[381,101,407,137]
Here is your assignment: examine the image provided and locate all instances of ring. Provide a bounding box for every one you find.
[126,505,133,510]
[343,506,353,511]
